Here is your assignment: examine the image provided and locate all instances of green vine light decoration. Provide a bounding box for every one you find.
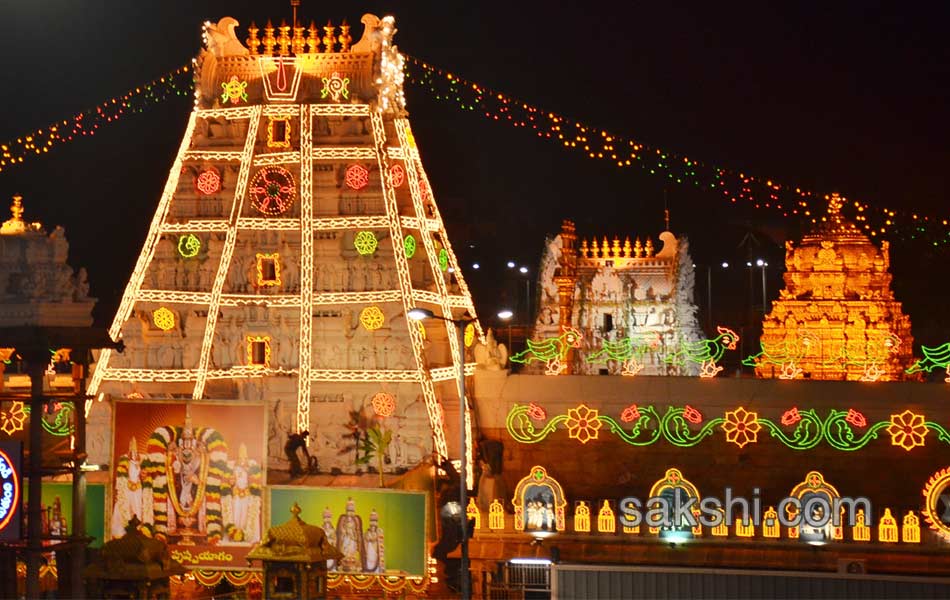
[505,403,950,453]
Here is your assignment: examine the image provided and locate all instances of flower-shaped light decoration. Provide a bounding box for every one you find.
[886,409,928,451]
[721,407,762,448]
[845,408,867,428]
[464,323,475,347]
[345,164,369,190]
[249,166,296,216]
[404,234,417,259]
[178,234,201,258]
[620,404,640,423]
[152,307,176,331]
[371,393,396,418]
[527,403,546,421]
[389,164,405,188]
[195,169,221,195]
[354,231,379,255]
[683,405,703,424]
[565,404,601,444]
[438,248,449,272]
[0,400,27,435]
[359,306,385,331]
[781,407,801,427]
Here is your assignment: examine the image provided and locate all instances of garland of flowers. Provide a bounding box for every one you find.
[507,403,950,452]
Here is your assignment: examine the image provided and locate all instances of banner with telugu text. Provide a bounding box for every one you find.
[112,401,266,570]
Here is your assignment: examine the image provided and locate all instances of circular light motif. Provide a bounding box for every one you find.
[249,166,296,216]
[195,169,221,195]
[345,164,370,190]
[371,393,396,417]
[438,248,449,272]
[354,231,379,255]
[389,164,405,188]
[404,235,417,259]
[220,75,248,104]
[177,234,201,258]
[359,306,385,331]
[464,323,475,347]
[153,307,176,331]
[0,446,21,530]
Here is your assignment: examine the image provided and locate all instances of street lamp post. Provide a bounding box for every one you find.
[408,307,472,599]
[498,309,514,350]
[756,259,768,315]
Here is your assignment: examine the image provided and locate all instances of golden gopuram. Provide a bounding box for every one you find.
[745,194,913,381]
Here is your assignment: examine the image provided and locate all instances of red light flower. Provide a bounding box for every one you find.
[781,407,801,426]
[845,408,867,428]
[683,405,703,424]
[620,404,640,423]
[527,403,547,421]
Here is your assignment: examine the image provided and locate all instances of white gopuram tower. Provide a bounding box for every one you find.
[88,14,481,477]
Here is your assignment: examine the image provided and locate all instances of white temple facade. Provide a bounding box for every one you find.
[528,219,704,375]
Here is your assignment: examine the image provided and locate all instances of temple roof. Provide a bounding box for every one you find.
[801,193,867,244]
[247,502,343,564]
[84,517,185,581]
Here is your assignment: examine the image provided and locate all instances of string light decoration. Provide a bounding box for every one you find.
[438,248,449,272]
[907,342,950,380]
[353,231,379,255]
[663,326,739,378]
[195,168,221,195]
[152,307,176,331]
[505,403,950,452]
[255,253,281,287]
[371,392,396,417]
[464,322,475,347]
[359,306,385,331]
[249,166,296,215]
[177,234,201,258]
[404,56,950,249]
[320,71,350,102]
[345,164,370,190]
[389,164,405,188]
[221,75,249,104]
[0,64,191,175]
[404,234,417,258]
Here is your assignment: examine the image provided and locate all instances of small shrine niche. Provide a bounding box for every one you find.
[788,470,842,544]
[512,465,567,535]
[647,468,701,537]
[247,503,343,600]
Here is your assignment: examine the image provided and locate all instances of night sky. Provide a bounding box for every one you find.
[1,2,949,345]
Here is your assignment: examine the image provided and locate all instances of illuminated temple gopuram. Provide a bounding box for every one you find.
[744,194,914,381]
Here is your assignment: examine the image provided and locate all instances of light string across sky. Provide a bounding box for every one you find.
[404,55,950,249]
[1,55,949,249]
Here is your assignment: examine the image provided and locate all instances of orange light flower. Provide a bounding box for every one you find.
[886,410,928,451]
[527,403,547,421]
[845,408,867,428]
[0,400,27,435]
[781,407,801,426]
[721,407,762,448]
[620,404,640,423]
[683,405,703,424]
[565,404,601,444]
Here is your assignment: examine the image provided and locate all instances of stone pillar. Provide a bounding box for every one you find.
[25,351,47,600]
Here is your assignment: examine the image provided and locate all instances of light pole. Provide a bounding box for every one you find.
[408,307,472,599]
[756,259,768,315]
[498,309,513,351]
[697,262,728,331]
